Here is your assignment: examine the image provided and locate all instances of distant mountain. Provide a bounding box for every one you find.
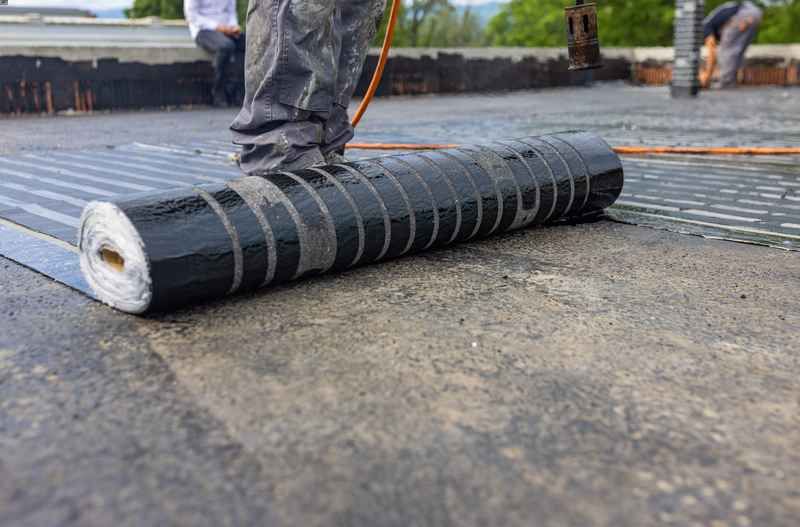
[93,8,127,19]
[456,2,507,27]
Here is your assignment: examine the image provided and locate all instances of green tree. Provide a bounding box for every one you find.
[485,0,565,46]
[126,0,182,19]
[757,0,800,43]
[374,0,483,47]
[401,0,452,46]
[597,0,675,46]
[486,0,676,47]
[487,0,800,47]
[126,0,800,48]
[374,1,411,46]
[418,5,485,46]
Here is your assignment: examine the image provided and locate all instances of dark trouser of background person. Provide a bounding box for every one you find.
[230,0,387,173]
[718,2,762,88]
[196,29,246,107]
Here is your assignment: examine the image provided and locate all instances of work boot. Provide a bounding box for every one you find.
[238,143,326,174]
[235,119,327,174]
[322,150,348,165]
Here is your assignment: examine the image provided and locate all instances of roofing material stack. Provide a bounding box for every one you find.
[672,0,705,98]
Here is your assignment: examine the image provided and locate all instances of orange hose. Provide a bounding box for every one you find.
[350,0,401,127]
[613,146,800,156]
[347,142,800,156]
[348,142,458,150]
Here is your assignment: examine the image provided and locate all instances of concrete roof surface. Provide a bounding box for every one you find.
[1,85,799,527]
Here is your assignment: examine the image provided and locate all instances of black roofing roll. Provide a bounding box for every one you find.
[78,131,624,314]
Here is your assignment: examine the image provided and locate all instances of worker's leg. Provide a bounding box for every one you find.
[195,29,237,104]
[222,35,247,106]
[322,0,387,157]
[231,0,337,172]
[718,4,762,89]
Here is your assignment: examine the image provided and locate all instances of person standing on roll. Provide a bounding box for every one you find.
[184,0,245,107]
[230,0,387,173]
[699,1,763,90]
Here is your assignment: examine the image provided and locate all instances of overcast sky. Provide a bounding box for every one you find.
[9,0,503,9]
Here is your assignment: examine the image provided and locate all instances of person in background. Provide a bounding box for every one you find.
[184,0,244,107]
[699,1,763,89]
[230,0,387,173]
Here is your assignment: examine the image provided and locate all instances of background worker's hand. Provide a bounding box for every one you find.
[739,16,754,33]
[216,24,241,37]
[698,70,712,89]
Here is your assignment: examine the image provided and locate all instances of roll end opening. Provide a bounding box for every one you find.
[100,248,125,273]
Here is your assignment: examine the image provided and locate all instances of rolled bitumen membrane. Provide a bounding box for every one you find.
[78,131,624,314]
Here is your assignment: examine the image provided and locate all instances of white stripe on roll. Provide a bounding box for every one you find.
[195,188,244,295]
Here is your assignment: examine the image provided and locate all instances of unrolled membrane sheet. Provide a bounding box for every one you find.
[78,131,624,314]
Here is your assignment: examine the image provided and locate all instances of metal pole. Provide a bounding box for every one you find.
[671,0,705,98]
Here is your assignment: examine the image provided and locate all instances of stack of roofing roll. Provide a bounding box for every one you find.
[78,131,624,314]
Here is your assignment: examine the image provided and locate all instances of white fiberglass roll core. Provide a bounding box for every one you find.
[79,201,152,314]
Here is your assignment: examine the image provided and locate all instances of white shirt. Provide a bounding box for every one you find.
[184,0,238,40]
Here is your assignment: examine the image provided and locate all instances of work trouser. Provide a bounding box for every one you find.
[195,30,246,96]
[718,1,762,88]
[230,0,387,173]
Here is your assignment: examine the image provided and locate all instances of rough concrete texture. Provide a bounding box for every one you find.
[1,86,799,526]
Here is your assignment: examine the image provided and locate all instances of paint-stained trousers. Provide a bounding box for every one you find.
[230,0,387,173]
[718,2,762,88]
